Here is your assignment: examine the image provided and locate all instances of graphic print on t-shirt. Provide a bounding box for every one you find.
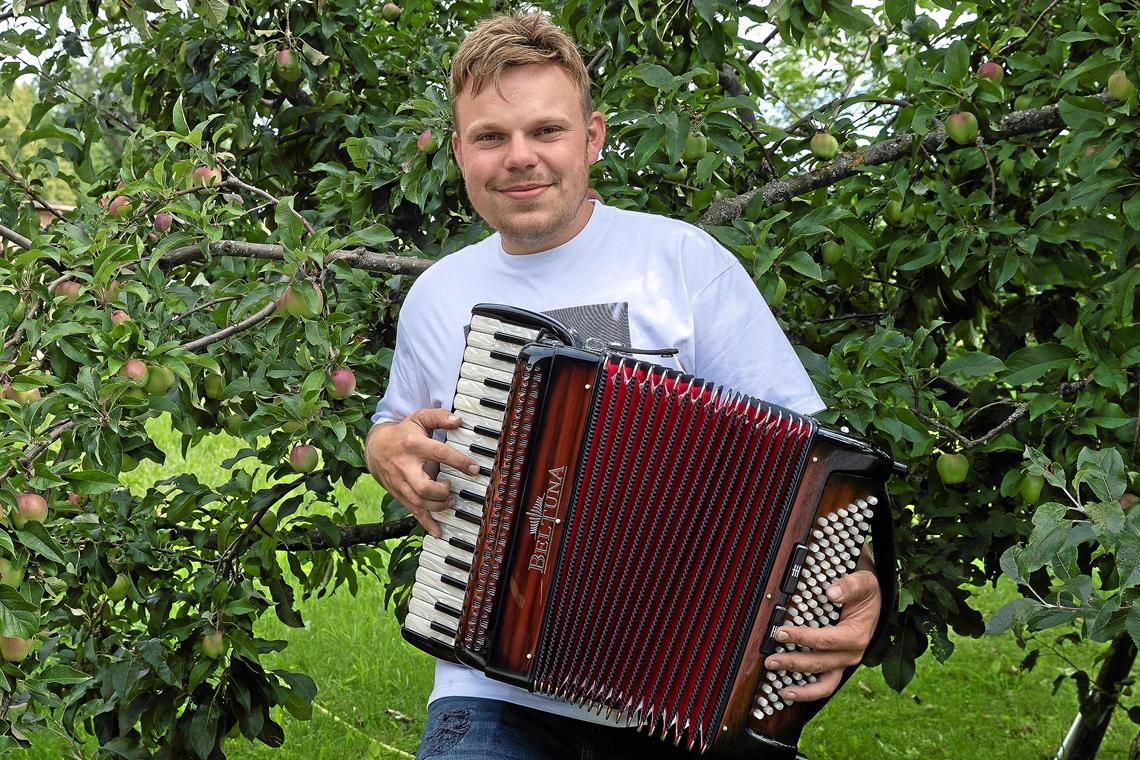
[543,302,631,350]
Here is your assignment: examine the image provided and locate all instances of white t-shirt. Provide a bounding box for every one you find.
[372,200,824,723]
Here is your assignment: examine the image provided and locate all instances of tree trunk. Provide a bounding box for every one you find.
[1059,632,1138,760]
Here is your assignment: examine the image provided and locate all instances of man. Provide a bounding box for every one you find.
[366,12,882,759]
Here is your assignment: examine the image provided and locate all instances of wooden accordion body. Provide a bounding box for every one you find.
[402,305,902,758]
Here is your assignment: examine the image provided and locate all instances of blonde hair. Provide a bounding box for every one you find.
[450,12,593,123]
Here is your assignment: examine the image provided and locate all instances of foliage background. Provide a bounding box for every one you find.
[0,0,1138,755]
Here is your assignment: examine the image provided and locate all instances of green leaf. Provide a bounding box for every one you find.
[1076,448,1127,502]
[1123,194,1140,231]
[884,0,915,24]
[944,41,969,81]
[274,196,303,251]
[341,224,395,248]
[634,64,679,91]
[17,523,66,564]
[189,692,220,759]
[195,0,229,26]
[1003,344,1075,385]
[987,598,1033,635]
[1086,501,1125,535]
[939,352,1007,378]
[65,469,121,495]
[172,94,188,135]
[1057,96,1107,132]
[0,586,39,638]
[824,0,875,32]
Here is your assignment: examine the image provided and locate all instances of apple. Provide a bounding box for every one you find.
[682,132,707,163]
[66,491,88,507]
[144,366,176,395]
[810,132,839,160]
[53,280,81,303]
[0,558,23,587]
[382,2,401,21]
[223,412,245,436]
[277,285,323,319]
[274,48,303,84]
[119,358,149,386]
[662,164,689,181]
[821,240,844,266]
[329,368,356,399]
[105,573,129,602]
[289,444,319,473]
[200,629,227,659]
[936,453,969,484]
[1019,474,1044,504]
[191,165,222,187]
[111,309,131,326]
[0,637,33,663]
[946,112,979,145]
[417,128,438,153]
[2,385,40,405]
[13,493,48,528]
[693,64,719,89]
[884,199,907,226]
[976,61,1004,83]
[154,212,173,232]
[203,374,227,400]
[108,195,133,218]
[1120,493,1138,510]
[1107,69,1136,100]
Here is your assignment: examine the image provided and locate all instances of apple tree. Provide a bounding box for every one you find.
[0,0,1138,756]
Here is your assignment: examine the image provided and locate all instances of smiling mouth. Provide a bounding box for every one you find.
[498,184,551,199]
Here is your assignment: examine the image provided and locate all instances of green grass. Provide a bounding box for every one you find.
[12,416,1138,758]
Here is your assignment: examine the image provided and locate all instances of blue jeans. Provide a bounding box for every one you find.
[415,697,710,760]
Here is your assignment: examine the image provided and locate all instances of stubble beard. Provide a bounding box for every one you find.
[471,173,590,252]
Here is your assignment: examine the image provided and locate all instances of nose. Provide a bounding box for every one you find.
[502,134,539,171]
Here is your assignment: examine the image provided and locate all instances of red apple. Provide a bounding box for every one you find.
[976,61,1004,82]
[53,280,81,303]
[382,2,401,21]
[417,128,438,153]
[946,112,979,145]
[119,358,149,386]
[289,444,319,473]
[0,637,33,663]
[154,212,173,232]
[277,285,323,319]
[329,368,356,399]
[111,309,131,326]
[108,195,133,218]
[13,493,48,528]
[274,48,303,84]
[192,166,222,187]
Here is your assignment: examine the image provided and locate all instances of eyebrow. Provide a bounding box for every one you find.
[461,114,574,137]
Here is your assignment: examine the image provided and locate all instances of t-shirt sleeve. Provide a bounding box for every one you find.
[372,314,432,425]
[690,258,824,416]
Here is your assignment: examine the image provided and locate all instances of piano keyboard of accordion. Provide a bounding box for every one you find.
[401,305,901,760]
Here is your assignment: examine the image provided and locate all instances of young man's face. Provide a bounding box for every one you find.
[451,63,605,255]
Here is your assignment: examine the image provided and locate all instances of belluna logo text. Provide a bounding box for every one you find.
[526,465,566,573]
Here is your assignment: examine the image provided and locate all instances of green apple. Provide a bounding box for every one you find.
[105,573,130,602]
[936,453,969,484]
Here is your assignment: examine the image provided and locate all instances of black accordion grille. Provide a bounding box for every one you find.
[532,357,816,753]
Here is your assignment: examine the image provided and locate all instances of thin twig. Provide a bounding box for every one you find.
[977,135,998,218]
[998,0,1065,56]
[162,295,243,329]
[219,173,315,236]
[0,160,66,222]
[181,299,278,351]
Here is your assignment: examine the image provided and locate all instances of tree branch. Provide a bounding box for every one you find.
[171,516,419,552]
[0,223,31,250]
[0,160,66,222]
[697,93,1117,228]
[159,240,433,276]
[0,0,56,22]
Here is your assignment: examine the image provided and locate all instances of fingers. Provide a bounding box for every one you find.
[409,408,465,435]
[408,506,442,539]
[780,668,841,702]
[826,569,880,607]
[405,434,481,480]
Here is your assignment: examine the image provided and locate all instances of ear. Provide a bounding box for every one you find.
[585,111,606,164]
[451,131,464,172]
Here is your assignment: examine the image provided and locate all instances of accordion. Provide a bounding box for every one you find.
[402,304,902,758]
